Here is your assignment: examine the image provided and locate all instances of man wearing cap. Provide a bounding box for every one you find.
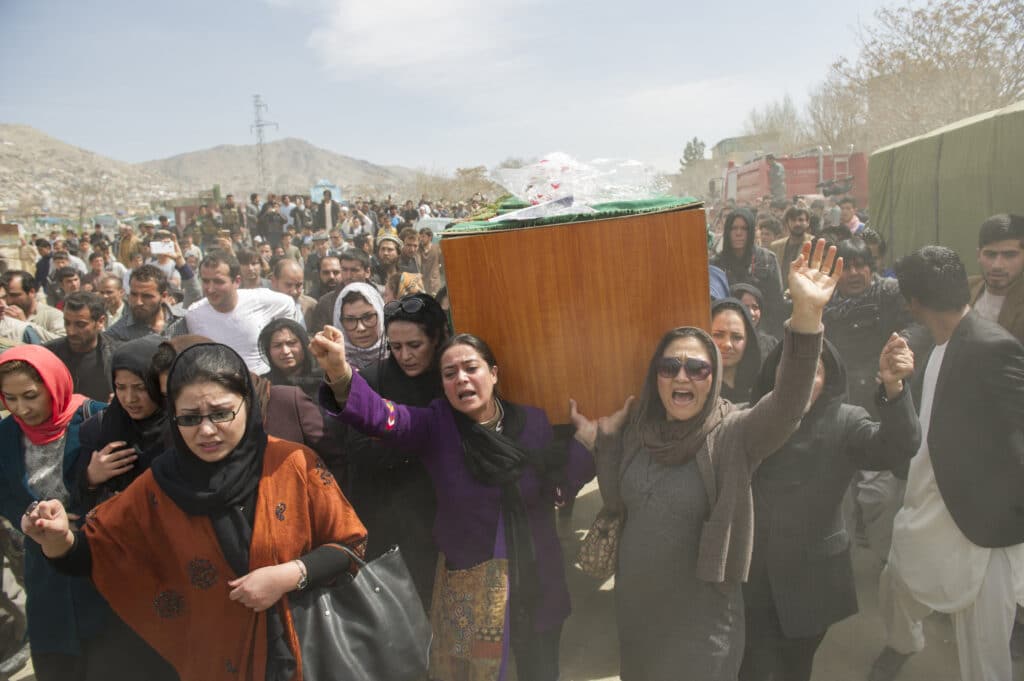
[304,231,330,293]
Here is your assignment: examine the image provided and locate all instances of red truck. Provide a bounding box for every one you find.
[722,148,869,208]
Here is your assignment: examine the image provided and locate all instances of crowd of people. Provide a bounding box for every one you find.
[0,189,1020,681]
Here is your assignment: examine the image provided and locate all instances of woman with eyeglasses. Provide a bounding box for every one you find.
[21,343,367,681]
[571,240,841,681]
[332,282,386,372]
[342,293,448,608]
[311,326,595,681]
[257,318,323,399]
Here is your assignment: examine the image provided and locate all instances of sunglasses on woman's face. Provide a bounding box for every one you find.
[173,405,242,428]
[383,296,425,320]
[655,356,713,381]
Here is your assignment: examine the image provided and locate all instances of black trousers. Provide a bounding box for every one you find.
[512,622,563,681]
[32,615,178,681]
[739,604,826,681]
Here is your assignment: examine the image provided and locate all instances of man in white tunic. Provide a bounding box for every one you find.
[183,250,302,374]
[870,246,1024,681]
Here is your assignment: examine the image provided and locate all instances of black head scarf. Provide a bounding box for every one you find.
[711,298,763,404]
[453,400,567,646]
[751,336,847,413]
[99,335,169,481]
[151,343,267,517]
[258,318,322,398]
[715,208,758,277]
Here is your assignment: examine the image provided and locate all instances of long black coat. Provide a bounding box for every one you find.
[743,340,920,638]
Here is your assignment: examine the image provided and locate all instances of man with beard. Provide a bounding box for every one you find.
[969,213,1024,341]
[770,206,813,283]
[308,250,372,335]
[105,265,184,342]
[43,292,112,401]
[398,227,421,274]
[372,234,402,287]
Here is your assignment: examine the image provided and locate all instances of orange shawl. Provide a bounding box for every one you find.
[84,437,367,681]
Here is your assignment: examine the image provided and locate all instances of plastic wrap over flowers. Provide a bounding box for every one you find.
[489,152,670,221]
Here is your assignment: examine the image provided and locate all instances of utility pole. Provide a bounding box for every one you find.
[250,95,278,191]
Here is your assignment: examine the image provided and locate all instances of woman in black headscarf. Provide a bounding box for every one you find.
[731,282,780,360]
[740,335,919,681]
[344,292,448,608]
[710,298,763,404]
[75,335,169,509]
[22,343,367,681]
[711,208,786,337]
[257,318,323,398]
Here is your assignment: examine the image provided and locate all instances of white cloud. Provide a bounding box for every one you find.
[305,0,538,86]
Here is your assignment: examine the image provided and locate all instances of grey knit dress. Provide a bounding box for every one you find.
[616,449,744,681]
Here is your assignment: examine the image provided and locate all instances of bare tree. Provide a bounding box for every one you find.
[743,94,810,152]
[834,0,1024,148]
[805,74,867,150]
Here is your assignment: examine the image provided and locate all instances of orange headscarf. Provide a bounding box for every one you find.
[0,345,88,445]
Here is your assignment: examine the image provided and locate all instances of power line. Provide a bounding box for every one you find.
[250,95,278,192]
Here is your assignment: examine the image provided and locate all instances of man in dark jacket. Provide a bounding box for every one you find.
[314,190,342,233]
[43,292,113,401]
[869,246,1024,681]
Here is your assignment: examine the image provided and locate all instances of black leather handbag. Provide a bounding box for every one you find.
[289,545,432,681]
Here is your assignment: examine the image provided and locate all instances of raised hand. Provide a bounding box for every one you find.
[787,239,844,333]
[878,332,914,392]
[309,325,350,381]
[568,396,635,450]
[20,500,75,558]
[788,239,843,310]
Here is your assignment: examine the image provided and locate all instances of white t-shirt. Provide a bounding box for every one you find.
[973,288,1006,323]
[185,288,302,374]
[890,342,1024,611]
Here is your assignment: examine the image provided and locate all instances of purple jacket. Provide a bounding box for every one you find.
[320,371,595,631]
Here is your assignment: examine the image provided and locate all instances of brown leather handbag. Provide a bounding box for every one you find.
[576,507,623,580]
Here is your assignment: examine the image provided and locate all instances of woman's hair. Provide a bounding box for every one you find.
[438,333,498,368]
[0,360,42,387]
[167,344,249,407]
[257,318,310,374]
[635,327,715,425]
[384,293,449,350]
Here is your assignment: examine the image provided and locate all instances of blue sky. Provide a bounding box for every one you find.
[0,0,891,173]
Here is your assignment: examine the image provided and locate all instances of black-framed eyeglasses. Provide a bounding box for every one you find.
[383,297,425,320]
[173,405,243,428]
[655,356,713,381]
[340,311,378,331]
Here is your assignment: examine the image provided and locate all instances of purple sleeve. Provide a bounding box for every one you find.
[318,370,438,453]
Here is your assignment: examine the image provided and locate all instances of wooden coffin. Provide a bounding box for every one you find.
[440,201,710,424]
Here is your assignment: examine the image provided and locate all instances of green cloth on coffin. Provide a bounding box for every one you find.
[443,197,703,236]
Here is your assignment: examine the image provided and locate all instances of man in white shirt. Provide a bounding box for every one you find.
[870,246,1024,681]
[185,250,302,374]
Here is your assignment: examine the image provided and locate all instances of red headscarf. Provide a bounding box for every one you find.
[0,345,88,445]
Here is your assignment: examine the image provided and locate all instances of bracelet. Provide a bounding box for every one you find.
[293,559,308,591]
